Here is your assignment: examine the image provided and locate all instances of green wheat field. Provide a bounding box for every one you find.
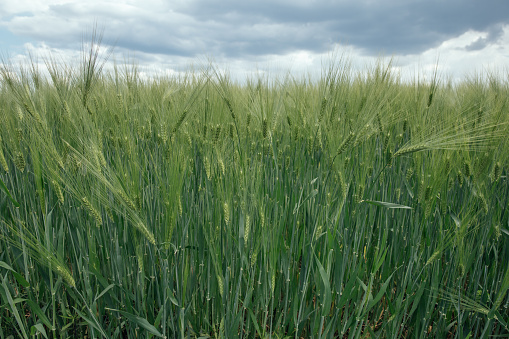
[0,40,508,338]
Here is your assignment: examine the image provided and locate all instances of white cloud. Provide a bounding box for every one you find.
[396,26,509,83]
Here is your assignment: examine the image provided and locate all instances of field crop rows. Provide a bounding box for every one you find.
[0,43,508,338]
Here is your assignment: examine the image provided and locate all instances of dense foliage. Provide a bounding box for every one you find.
[0,44,508,338]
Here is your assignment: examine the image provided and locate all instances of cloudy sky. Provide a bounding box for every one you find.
[1,0,508,82]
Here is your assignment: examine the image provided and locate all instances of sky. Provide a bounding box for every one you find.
[1,0,508,83]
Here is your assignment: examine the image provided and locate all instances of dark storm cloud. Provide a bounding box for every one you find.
[176,0,509,56]
[2,0,509,59]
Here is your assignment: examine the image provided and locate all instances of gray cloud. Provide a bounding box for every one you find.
[175,0,509,55]
[2,0,509,60]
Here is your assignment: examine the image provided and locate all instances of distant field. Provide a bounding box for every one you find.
[0,45,508,338]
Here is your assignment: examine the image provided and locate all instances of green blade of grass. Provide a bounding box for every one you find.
[0,177,20,207]
[1,277,28,339]
[0,261,29,287]
[360,199,412,209]
[365,273,394,316]
[26,300,53,329]
[30,323,48,339]
[73,307,109,338]
[106,308,163,337]
[93,284,115,304]
[314,252,332,317]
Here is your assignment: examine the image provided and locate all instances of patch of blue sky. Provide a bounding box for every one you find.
[0,27,31,54]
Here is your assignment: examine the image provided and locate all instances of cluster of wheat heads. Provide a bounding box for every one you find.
[0,39,508,338]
